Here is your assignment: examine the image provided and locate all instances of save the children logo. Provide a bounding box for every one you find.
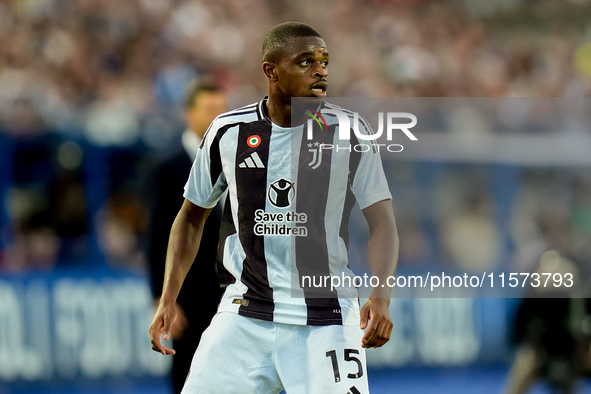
[268,178,295,208]
[255,178,307,236]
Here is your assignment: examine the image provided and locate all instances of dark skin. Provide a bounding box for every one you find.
[359,200,398,348]
[149,35,398,355]
[263,36,329,127]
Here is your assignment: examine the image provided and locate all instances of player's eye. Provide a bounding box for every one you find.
[321,60,329,68]
[299,59,311,67]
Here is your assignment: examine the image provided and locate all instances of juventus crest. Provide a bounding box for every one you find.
[307,142,322,169]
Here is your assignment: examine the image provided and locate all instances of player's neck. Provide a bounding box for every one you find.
[265,97,292,128]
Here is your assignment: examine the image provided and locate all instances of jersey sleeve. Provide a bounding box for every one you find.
[184,119,228,209]
[351,118,392,209]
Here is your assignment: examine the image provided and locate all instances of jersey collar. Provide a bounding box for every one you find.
[258,96,326,125]
[258,97,269,122]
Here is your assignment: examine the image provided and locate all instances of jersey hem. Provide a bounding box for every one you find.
[235,308,348,326]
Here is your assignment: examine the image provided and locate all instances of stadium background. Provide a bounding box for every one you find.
[1,0,591,393]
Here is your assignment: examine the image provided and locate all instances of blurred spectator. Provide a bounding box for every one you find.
[437,169,501,271]
[506,170,591,393]
[505,251,591,394]
[511,170,591,275]
[144,79,226,393]
[2,136,89,270]
[441,191,501,272]
[97,190,146,268]
[4,209,61,271]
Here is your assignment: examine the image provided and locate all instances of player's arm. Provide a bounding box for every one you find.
[149,199,212,355]
[359,199,399,349]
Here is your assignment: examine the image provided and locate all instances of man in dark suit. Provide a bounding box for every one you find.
[145,79,226,393]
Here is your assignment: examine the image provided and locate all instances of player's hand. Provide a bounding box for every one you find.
[149,300,178,355]
[152,300,189,341]
[171,303,189,340]
[360,298,392,349]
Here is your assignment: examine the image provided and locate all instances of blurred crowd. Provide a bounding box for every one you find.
[1,0,591,275]
[2,0,591,141]
[387,165,591,280]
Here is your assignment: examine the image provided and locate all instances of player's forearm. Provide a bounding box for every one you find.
[364,201,399,299]
[160,202,210,305]
[367,220,398,299]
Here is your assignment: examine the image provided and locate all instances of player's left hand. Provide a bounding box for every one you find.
[149,301,178,356]
[360,298,392,348]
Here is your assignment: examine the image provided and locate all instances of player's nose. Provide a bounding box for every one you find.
[313,63,328,79]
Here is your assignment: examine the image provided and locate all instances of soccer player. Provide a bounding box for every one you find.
[149,22,399,393]
[145,80,226,393]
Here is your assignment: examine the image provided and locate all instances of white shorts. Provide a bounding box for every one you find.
[181,312,369,394]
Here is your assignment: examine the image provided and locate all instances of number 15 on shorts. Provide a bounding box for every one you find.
[326,349,364,383]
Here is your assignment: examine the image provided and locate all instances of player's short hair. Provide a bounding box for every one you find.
[183,78,221,110]
[261,22,322,63]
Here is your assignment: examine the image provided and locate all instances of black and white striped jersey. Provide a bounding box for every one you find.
[184,97,392,326]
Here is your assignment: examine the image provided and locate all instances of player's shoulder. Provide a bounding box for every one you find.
[321,101,353,116]
[213,101,262,125]
[201,101,263,147]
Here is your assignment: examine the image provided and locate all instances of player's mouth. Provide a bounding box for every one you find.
[311,81,328,97]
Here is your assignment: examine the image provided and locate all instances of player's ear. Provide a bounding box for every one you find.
[263,62,278,81]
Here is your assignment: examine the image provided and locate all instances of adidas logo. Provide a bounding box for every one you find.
[238,152,265,169]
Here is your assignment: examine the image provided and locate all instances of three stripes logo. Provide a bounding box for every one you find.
[238,151,265,169]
